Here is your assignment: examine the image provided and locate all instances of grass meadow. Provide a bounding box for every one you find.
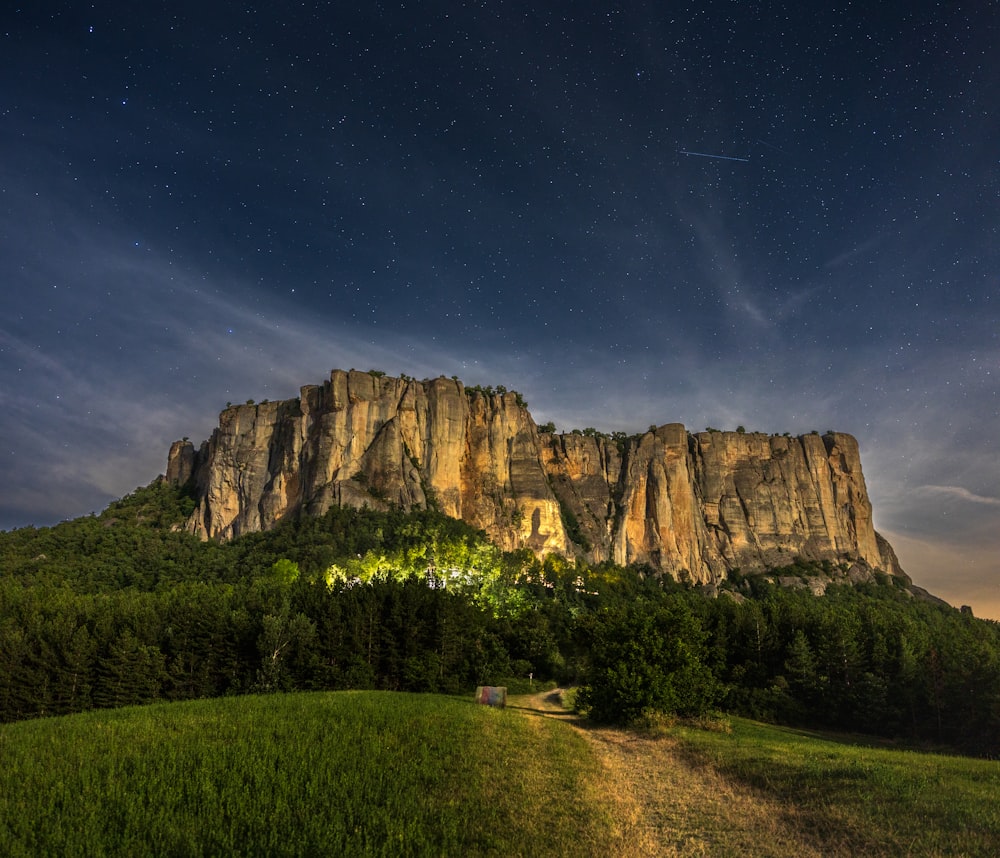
[0,691,612,857]
[2,691,999,856]
[672,718,1000,856]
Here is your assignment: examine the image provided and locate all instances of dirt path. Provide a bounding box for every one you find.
[511,690,826,858]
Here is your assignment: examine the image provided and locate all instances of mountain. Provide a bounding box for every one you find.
[166,369,905,585]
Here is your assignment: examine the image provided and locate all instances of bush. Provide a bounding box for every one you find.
[576,599,720,725]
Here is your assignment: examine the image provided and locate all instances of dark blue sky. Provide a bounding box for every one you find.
[2,2,998,615]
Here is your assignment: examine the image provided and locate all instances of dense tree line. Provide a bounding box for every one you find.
[2,482,1000,756]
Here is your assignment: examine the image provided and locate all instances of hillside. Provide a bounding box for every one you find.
[2,482,1000,755]
[167,369,903,583]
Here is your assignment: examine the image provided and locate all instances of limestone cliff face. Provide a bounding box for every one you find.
[169,369,904,584]
[175,370,567,553]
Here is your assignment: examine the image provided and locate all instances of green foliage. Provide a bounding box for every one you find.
[102,479,198,529]
[577,599,720,724]
[538,420,556,433]
[270,558,300,586]
[0,482,208,591]
[4,490,1000,757]
[555,498,591,552]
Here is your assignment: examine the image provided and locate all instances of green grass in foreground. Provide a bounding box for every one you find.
[673,718,1000,856]
[0,692,612,858]
[5,694,1000,857]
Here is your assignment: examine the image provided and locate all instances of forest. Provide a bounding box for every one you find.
[2,480,999,756]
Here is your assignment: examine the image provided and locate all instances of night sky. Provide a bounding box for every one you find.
[3,3,998,616]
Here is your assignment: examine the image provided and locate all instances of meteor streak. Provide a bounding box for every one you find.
[680,150,749,162]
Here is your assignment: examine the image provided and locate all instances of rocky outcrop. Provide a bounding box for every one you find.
[168,369,906,585]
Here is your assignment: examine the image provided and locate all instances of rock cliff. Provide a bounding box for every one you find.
[168,369,905,584]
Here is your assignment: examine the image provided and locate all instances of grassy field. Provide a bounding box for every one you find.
[0,691,613,857]
[2,692,999,857]
[672,718,1000,856]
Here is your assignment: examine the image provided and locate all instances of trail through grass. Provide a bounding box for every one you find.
[511,690,825,857]
[511,690,1000,857]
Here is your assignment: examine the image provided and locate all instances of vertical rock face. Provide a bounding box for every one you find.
[614,424,714,579]
[168,370,904,584]
[175,370,568,551]
[687,430,887,577]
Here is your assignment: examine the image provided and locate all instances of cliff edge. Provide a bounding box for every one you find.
[167,369,905,585]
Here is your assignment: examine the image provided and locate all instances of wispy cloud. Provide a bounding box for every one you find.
[917,485,1000,506]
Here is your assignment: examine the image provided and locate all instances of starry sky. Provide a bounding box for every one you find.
[2,3,998,616]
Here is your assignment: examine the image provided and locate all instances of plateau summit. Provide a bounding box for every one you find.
[167,369,904,586]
